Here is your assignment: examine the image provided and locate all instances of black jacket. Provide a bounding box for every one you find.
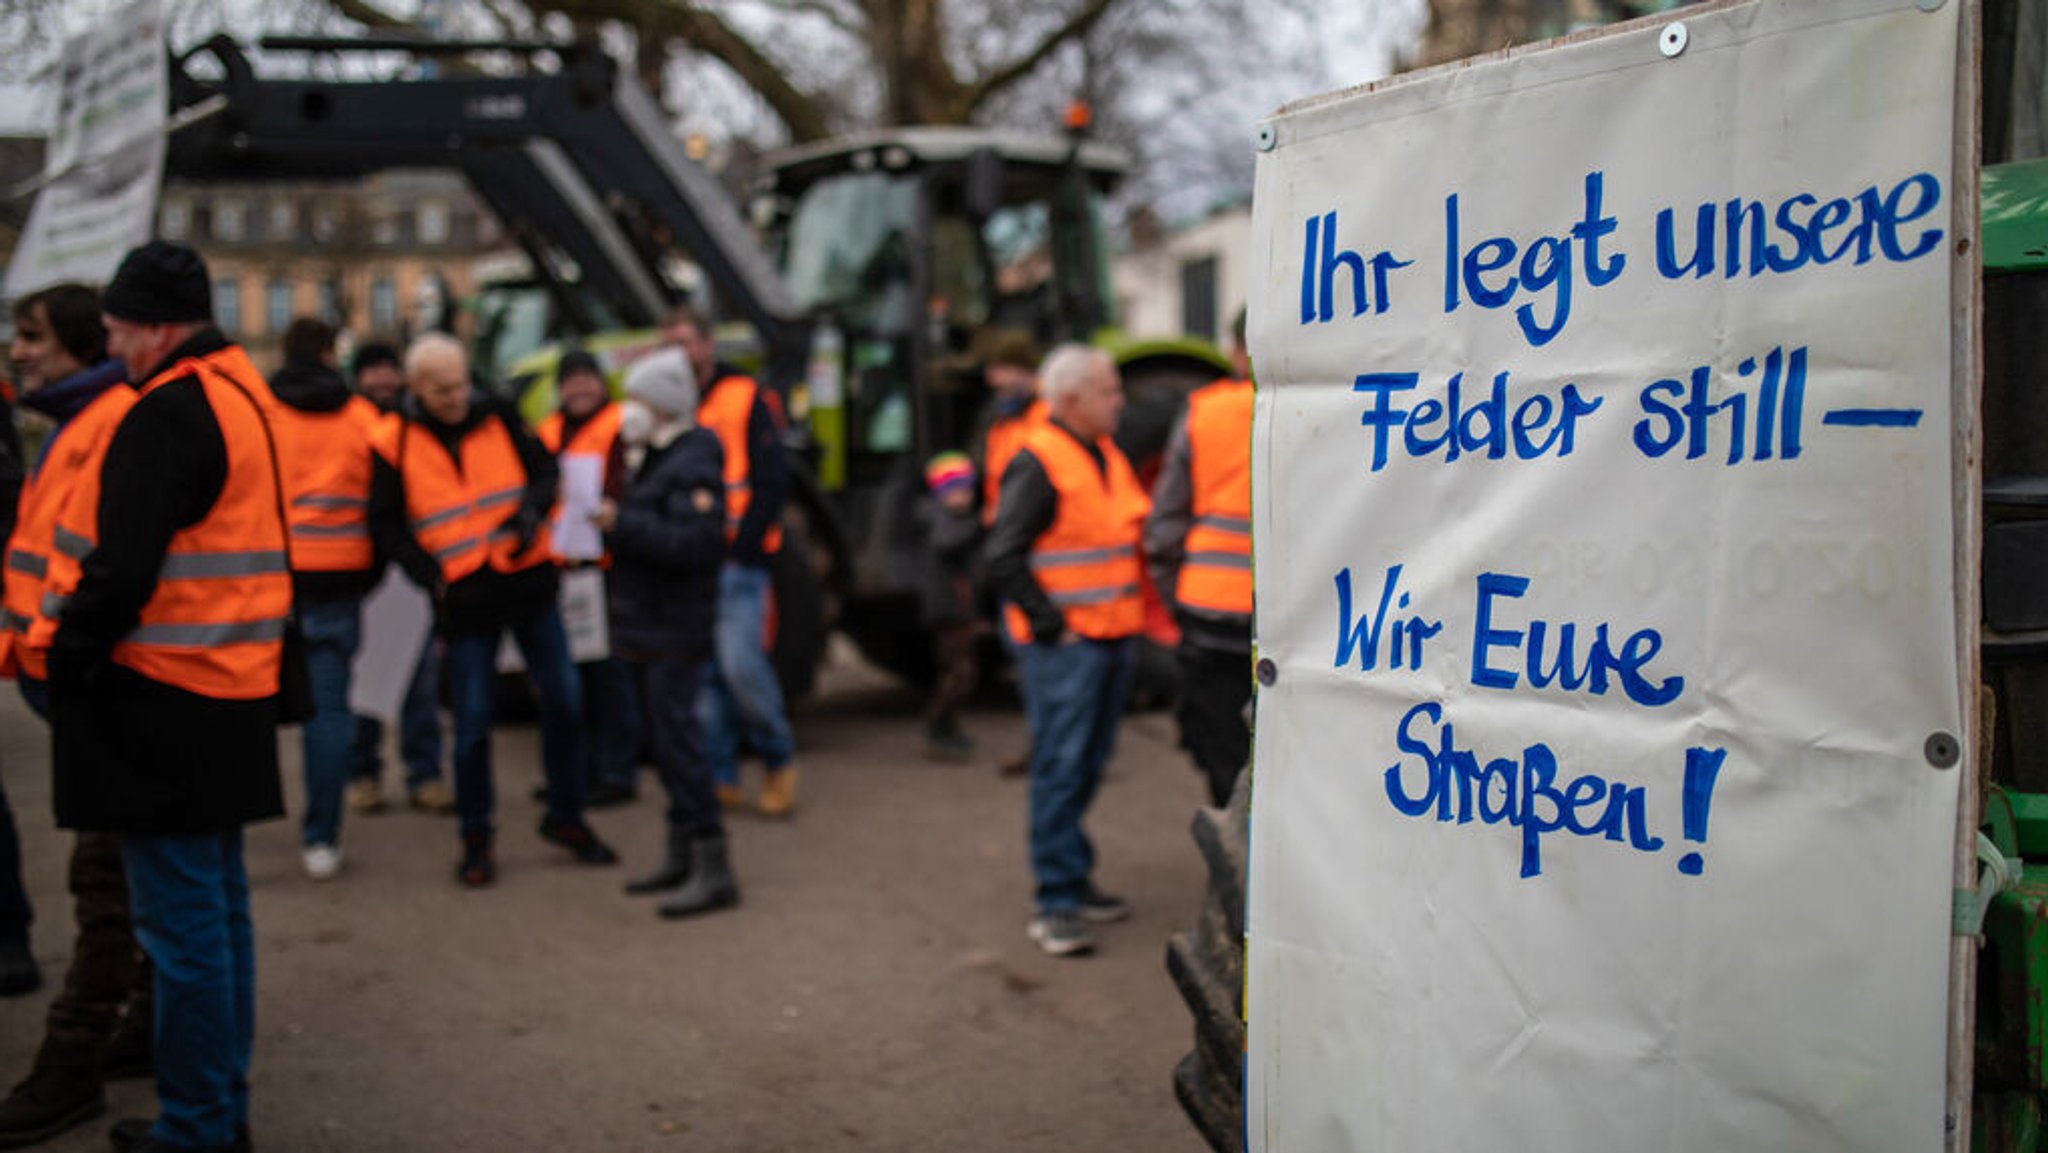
[368,391,560,636]
[269,358,382,605]
[49,328,285,834]
[606,428,725,660]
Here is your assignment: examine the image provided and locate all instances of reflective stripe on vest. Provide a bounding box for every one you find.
[378,415,551,585]
[982,397,1048,527]
[104,347,292,699]
[1176,379,1254,621]
[271,394,380,574]
[698,374,783,553]
[7,381,139,681]
[1003,425,1151,645]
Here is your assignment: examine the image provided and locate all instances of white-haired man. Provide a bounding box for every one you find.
[984,345,1149,957]
[368,334,618,886]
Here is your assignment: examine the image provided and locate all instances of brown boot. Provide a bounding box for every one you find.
[715,784,746,813]
[756,765,798,819]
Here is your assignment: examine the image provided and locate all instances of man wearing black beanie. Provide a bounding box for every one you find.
[46,239,286,1153]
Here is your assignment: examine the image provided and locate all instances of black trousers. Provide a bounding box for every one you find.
[1176,644,1253,807]
[36,832,151,1073]
[637,657,721,838]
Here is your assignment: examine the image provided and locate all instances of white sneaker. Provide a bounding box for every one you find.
[302,843,343,881]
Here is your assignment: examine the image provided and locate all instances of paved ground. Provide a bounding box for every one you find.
[0,646,1214,1152]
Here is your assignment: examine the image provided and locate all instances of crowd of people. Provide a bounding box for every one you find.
[0,237,1255,1151]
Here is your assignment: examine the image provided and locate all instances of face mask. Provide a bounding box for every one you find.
[618,398,656,446]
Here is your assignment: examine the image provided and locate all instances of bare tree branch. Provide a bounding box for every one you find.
[324,0,414,30]
[962,0,1120,118]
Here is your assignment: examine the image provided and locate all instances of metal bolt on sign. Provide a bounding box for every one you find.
[1255,658,1278,687]
[1659,23,1688,58]
[1925,731,1961,770]
[1254,123,1277,153]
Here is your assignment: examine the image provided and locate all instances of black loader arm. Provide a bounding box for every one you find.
[166,34,809,387]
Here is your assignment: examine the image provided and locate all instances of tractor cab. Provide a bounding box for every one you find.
[755,128,1127,490]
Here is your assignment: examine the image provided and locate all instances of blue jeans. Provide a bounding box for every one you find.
[698,563,795,784]
[299,598,361,848]
[349,638,444,789]
[444,604,585,838]
[640,658,719,836]
[1016,637,1135,912]
[121,830,253,1150]
[579,656,642,790]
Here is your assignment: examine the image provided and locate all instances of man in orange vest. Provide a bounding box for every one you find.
[535,348,641,808]
[663,307,798,817]
[0,283,157,1149]
[1,283,130,1000]
[369,334,618,887]
[972,329,1046,528]
[342,342,454,817]
[1144,311,1254,808]
[968,329,1045,777]
[47,240,288,1153]
[984,345,1150,958]
[266,317,387,882]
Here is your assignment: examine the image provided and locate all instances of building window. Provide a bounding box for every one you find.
[317,279,342,325]
[372,214,399,246]
[213,279,241,336]
[212,198,246,243]
[370,276,398,333]
[267,199,296,242]
[266,278,293,335]
[310,204,339,244]
[1180,255,1219,344]
[160,199,189,240]
[418,200,450,245]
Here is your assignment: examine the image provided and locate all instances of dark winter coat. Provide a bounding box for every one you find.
[49,328,286,834]
[605,428,725,661]
[914,496,981,629]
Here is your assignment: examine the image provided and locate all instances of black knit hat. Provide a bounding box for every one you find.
[101,240,213,324]
[558,347,603,383]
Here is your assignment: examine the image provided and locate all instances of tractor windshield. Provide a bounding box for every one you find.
[779,171,919,336]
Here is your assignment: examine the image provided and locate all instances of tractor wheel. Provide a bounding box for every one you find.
[770,504,830,702]
[1167,765,1250,1153]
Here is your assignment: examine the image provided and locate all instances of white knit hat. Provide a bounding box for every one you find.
[622,347,698,420]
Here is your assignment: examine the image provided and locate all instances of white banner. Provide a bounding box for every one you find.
[1246,2,1965,1150]
[4,0,167,299]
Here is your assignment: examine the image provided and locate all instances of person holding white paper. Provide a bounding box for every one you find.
[536,349,642,807]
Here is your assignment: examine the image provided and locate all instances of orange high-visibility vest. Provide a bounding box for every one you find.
[982,397,1048,527]
[1176,379,1254,621]
[1003,425,1151,645]
[43,346,293,700]
[1,383,137,680]
[698,374,782,554]
[271,394,381,574]
[537,402,621,564]
[376,412,552,585]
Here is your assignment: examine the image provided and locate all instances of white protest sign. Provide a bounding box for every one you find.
[497,567,610,671]
[550,454,607,561]
[350,569,433,721]
[1245,2,1967,1150]
[4,0,167,298]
